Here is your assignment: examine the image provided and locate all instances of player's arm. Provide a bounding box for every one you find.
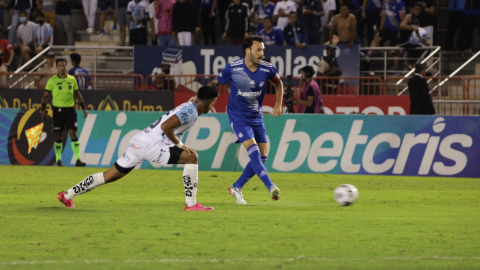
[271,76,283,117]
[207,78,221,88]
[41,90,50,121]
[161,116,195,155]
[74,90,88,118]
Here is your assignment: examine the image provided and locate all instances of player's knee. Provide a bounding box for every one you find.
[186,151,198,164]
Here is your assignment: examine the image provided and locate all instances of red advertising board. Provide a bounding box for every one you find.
[175,93,411,115]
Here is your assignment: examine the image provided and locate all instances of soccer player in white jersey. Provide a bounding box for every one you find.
[56,86,219,211]
[208,35,284,204]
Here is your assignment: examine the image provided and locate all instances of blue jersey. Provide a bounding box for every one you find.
[256,2,275,32]
[217,59,280,122]
[258,27,284,45]
[69,66,91,90]
[383,0,405,31]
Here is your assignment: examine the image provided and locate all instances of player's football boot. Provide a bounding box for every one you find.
[270,186,280,201]
[75,159,86,167]
[184,202,214,211]
[56,160,65,167]
[228,185,247,204]
[56,191,75,208]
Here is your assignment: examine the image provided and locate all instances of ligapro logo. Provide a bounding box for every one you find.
[271,117,473,176]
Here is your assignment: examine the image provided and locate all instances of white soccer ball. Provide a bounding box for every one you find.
[333,184,359,206]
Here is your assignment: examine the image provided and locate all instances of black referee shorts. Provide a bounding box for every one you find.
[52,106,77,132]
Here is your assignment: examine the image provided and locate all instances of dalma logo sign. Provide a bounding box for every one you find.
[7,109,58,165]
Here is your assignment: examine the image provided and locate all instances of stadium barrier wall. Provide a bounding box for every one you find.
[0,89,174,111]
[1,109,479,178]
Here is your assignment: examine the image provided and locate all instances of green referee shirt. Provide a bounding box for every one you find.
[45,74,79,108]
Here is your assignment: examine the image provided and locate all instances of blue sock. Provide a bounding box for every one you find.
[241,144,273,190]
[233,156,267,189]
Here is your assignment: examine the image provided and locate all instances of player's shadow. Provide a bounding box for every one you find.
[36,207,95,212]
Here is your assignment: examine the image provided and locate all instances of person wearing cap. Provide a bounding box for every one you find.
[34,52,56,88]
[288,65,324,114]
[155,62,176,91]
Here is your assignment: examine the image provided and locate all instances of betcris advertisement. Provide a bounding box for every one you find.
[133,45,360,80]
[1,108,478,178]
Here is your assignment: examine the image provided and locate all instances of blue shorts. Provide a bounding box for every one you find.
[100,0,115,10]
[230,118,267,144]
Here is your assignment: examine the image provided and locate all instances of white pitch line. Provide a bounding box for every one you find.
[1,256,480,266]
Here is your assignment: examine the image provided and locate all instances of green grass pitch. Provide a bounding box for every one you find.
[0,165,479,270]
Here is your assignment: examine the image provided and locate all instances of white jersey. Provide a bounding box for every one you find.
[141,102,199,144]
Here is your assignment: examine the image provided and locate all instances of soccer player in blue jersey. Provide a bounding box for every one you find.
[208,35,284,204]
[56,86,219,211]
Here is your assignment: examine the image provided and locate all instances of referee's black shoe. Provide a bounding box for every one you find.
[75,159,86,167]
[56,160,65,167]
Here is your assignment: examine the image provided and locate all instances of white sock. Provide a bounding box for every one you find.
[65,172,106,200]
[183,164,198,207]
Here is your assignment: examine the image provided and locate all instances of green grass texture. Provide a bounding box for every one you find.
[0,165,479,270]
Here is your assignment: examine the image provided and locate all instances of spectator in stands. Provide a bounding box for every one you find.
[82,0,97,33]
[317,45,342,94]
[116,0,130,46]
[340,0,364,43]
[155,62,176,90]
[38,0,56,34]
[273,0,297,30]
[69,53,92,89]
[99,0,118,36]
[21,13,53,66]
[34,52,55,88]
[148,0,159,44]
[17,11,35,64]
[55,0,74,46]
[289,65,325,114]
[299,0,323,44]
[17,11,35,46]
[417,0,435,28]
[362,0,382,46]
[223,0,250,45]
[255,0,275,34]
[0,0,7,28]
[172,0,200,46]
[218,0,229,35]
[461,0,480,53]
[321,0,336,43]
[127,0,150,45]
[444,0,465,51]
[258,16,284,45]
[284,12,308,48]
[399,2,429,69]
[0,31,15,72]
[367,0,405,70]
[155,0,175,46]
[329,4,361,47]
[199,0,216,45]
[408,63,435,115]
[8,0,32,44]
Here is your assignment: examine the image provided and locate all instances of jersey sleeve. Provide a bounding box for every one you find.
[174,105,197,125]
[268,65,281,85]
[217,63,232,84]
[72,77,79,91]
[46,25,53,37]
[45,78,53,91]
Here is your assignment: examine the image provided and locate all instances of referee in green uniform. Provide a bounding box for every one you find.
[41,58,88,167]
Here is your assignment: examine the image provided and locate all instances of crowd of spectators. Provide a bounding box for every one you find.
[0,0,477,72]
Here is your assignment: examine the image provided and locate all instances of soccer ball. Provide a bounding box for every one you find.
[333,184,359,206]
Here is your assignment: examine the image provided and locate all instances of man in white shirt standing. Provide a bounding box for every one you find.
[273,0,297,30]
[321,0,336,43]
[17,11,36,65]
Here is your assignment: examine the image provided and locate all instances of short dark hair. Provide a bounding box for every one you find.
[197,86,219,101]
[413,1,423,8]
[56,58,67,66]
[36,12,45,18]
[339,3,349,8]
[301,65,315,78]
[242,35,264,55]
[288,11,297,16]
[70,53,81,65]
[19,11,27,16]
[415,63,426,73]
[263,16,272,22]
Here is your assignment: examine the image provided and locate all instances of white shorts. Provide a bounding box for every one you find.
[116,133,173,170]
